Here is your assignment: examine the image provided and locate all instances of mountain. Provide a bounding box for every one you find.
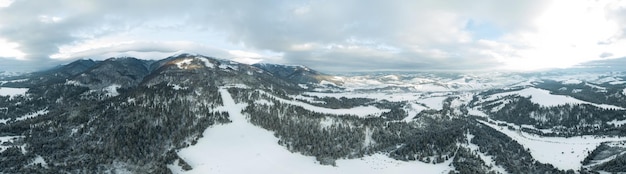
[1,54,626,173]
[252,63,341,85]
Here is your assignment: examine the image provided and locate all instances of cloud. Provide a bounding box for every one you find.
[0,0,625,72]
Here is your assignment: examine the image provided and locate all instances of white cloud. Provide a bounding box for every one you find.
[0,38,25,59]
[1,0,626,72]
[0,0,13,8]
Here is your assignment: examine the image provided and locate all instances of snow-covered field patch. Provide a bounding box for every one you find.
[561,79,582,84]
[487,87,624,110]
[169,84,188,90]
[175,59,194,69]
[15,109,48,121]
[416,96,447,110]
[402,103,427,122]
[608,119,626,127]
[174,88,454,174]
[467,108,488,117]
[103,85,121,97]
[259,91,389,118]
[479,120,626,170]
[0,78,28,85]
[0,136,23,152]
[28,155,49,168]
[465,133,507,173]
[198,57,215,68]
[0,87,28,98]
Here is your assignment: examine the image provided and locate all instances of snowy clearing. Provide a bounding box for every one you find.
[259,90,389,118]
[608,119,626,127]
[103,85,121,97]
[467,108,488,117]
[174,87,454,174]
[465,133,507,173]
[560,79,582,84]
[0,136,23,152]
[0,87,28,98]
[402,103,427,122]
[175,59,194,69]
[198,57,215,68]
[486,87,624,110]
[479,120,626,170]
[416,97,447,110]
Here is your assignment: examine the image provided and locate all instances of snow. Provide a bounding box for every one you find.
[174,87,454,174]
[176,59,194,69]
[561,79,582,84]
[219,62,239,71]
[465,133,507,173]
[609,81,626,85]
[15,109,48,121]
[608,119,626,127]
[198,57,215,68]
[486,87,624,110]
[402,103,427,122]
[622,88,626,96]
[103,84,121,97]
[258,90,389,118]
[0,87,28,98]
[253,99,274,106]
[479,120,626,170]
[290,94,326,104]
[416,97,447,110]
[467,108,488,117]
[0,78,28,85]
[0,136,23,152]
[65,80,83,86]
[28,155,49,168]
[169,84,188,90]
[319,117,334,129]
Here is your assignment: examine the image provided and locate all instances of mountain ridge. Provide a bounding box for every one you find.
[1,53,626,173]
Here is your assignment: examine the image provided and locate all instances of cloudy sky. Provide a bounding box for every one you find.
[1,0,626,72]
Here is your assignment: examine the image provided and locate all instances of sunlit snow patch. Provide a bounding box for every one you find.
[103,85,121,97]
[14,109,48,121]
[176,59,195,69]
[0,87,28,98]
[198,57,215,68]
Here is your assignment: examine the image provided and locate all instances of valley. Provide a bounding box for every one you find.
[1,54,626,173]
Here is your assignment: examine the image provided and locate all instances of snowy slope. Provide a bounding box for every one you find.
[258,90,389,118]
[479,120,626,170]
[486,87,624,109]
[174,87,455,174]
[0,87,28,98]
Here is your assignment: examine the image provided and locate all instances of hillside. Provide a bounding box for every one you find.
[1,54,626,173]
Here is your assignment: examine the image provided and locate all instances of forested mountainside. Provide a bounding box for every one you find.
[1,54,626,173]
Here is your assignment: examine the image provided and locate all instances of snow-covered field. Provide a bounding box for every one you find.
[485,87,624,109]
[259,90,389,118]
[173,87,454,174]
[0,87,28,98]
[479,120,626,170]
[15,109,48,121]
[0,136,23,153]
